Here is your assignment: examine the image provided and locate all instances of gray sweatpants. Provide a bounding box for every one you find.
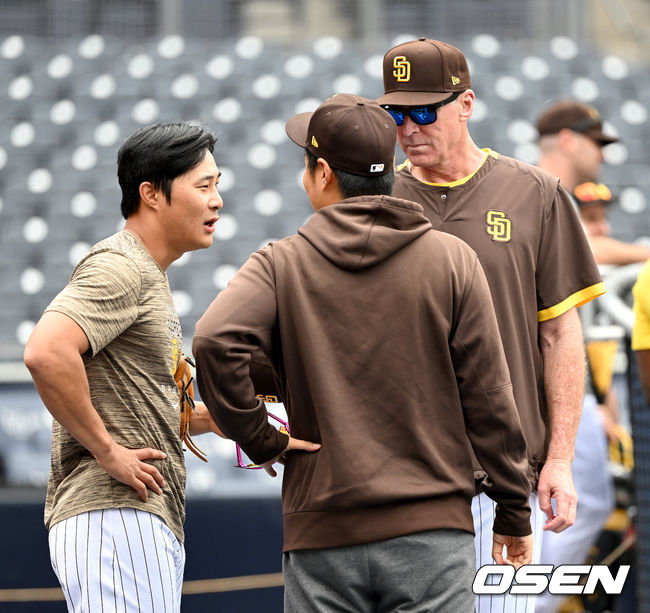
[283,528,475,613]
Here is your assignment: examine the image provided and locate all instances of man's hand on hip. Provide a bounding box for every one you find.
[94,442,168,502]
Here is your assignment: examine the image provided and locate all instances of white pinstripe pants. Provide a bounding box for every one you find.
[49,508,185,613]
[473,491,545,613]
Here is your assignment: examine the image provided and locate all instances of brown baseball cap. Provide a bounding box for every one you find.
[285,94,396,177]
[377,37,471,106]
[536,100,618,146]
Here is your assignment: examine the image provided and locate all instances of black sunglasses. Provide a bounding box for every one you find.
[382,91,462,126]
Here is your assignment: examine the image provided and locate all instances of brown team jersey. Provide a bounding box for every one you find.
[392,150,605,485]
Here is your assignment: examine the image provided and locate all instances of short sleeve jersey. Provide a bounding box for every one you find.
[632,260,650,351]
[392,150,605,483]
[44,231,187,542]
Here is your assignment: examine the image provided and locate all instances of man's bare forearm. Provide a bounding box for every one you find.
[188,402,227,437]
[539,308,585,460]
[25,317,166,501]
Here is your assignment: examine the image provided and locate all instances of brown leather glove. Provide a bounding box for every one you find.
[174,355,207,462]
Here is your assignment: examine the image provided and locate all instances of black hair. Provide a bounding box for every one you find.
[305,149,394,199]
[117,122,217,219]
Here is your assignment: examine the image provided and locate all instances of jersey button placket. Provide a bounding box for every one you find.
[438,190,451,221]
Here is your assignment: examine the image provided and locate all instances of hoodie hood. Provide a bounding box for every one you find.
[298,195,432,271]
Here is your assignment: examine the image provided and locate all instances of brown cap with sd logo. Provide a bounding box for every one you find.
[377,37,471,107]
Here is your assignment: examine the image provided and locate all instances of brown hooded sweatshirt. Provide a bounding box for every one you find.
[193,195,531,552]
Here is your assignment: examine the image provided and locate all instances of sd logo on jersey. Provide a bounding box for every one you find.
[486,210,512,242]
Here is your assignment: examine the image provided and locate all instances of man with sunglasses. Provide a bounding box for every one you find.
[193,94,534,612]
[378,38,605,613]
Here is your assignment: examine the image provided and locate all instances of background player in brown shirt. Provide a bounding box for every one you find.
[378,38,604,613]
[537,101,650,266]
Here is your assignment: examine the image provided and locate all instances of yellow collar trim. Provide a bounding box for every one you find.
[401,148,499,187]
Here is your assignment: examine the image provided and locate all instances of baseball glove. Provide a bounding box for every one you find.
[174,354,207,462]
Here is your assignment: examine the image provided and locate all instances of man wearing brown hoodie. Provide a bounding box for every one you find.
[193,94,532,612]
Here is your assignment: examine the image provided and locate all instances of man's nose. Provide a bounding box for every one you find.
[399,115,419,136]
[211,190,223,210]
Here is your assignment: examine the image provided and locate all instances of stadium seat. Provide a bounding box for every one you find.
[1,31,649,401]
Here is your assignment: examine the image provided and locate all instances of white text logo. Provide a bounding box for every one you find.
[472,564,630,596]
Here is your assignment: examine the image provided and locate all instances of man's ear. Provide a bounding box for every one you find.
[458,89,474,123]
[558,128,576,151]
[317,158,334,190]
[138,181,162,211]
